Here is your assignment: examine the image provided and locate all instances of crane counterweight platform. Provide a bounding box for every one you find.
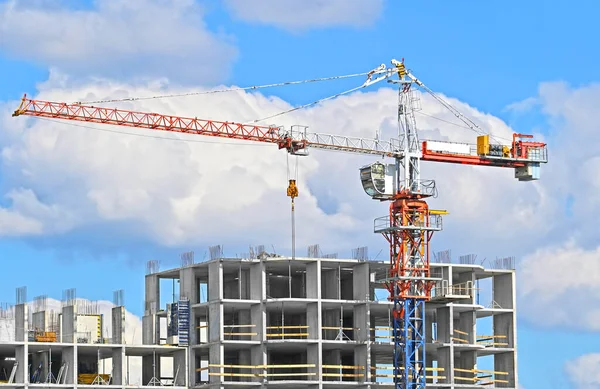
[12,59,547,389]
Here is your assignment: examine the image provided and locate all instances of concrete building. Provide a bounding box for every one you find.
[0,250,517,388]
[0,291,187,388]
[143,251,518,389]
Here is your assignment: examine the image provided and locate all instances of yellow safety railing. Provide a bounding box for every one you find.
[454,368,509,385]
[322,364,365,379]
[452,329,469,344]
[266,325,309,339]
[371,366,446,381]
[476,334,509,347]
[201,363,316,380]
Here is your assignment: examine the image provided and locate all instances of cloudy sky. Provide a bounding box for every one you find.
[0,0,598,387]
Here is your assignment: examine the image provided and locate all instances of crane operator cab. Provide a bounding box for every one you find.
[359,162,396,200]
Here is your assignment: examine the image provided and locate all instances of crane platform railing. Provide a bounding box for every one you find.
[285,125,404,157]
[374,214,443,234]
[430,280,474,299]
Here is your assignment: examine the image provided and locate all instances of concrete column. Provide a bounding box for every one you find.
[358,301,371,382]
[354,345,368,383]
[173,349,187,386]
[179,267,196,304]
[61,305,77,343]
[15,344,27,384]
[31,311,47,333]
[249,344,264,383]
[316,259,323,388]
[495,352,515,388]
[457,349,476,374]
[111,347,126,386]
[493,273,514,309]
[209,344,224,384]
[142,315,157,345]
[354,304,368,342]
[144,274,160,315]
[494,314,516,355]
[250,304,264,342]
[250,262,265,300]
[370,353,377,384]
[321,268,339,299]
[436,307,451,343]
[308,343,321,382]
[352,263,370,301]
[322,309,340,341]
[306,262,320,299]
[61,345,76,385]
[187,348,197,387]
[437,346,453,385]
[458,311,476,344]
[251,260,267,385]
[143,274,161,347]
[240,268,251,299]
[307,302,319,341]
[112,306,126,344]
[208,261,223,301]
[14,304,28,341]
[208,303,223,343]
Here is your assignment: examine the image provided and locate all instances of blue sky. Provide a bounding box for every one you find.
[0,0,599,388]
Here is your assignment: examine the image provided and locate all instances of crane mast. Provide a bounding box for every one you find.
[11,59,548,389]
[379,60,439,389]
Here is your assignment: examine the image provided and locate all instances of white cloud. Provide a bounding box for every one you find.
[519,240,600,330]
[0,0,237,83]
[223,0,383,31]
[566,353,600,389]
[0,70,551,259]
[503,96,539,113]
[508,81,600,330]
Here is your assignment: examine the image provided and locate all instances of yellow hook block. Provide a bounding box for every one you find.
[287,179,298,200]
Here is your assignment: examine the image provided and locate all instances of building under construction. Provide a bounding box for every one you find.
[0,287,187,387]
[0,247,517,388]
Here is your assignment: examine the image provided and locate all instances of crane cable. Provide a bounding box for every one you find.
[286,153,299,260]
[415,111,513,143]
[70,63,508,144]
[73,70,376,105]
[411,77,505,143]
[412,80,487,136]
[248,82,368,124]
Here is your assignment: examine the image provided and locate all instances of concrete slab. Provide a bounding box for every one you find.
[475,308,513,318]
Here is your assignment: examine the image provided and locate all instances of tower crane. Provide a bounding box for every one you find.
[12,59,548,389]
